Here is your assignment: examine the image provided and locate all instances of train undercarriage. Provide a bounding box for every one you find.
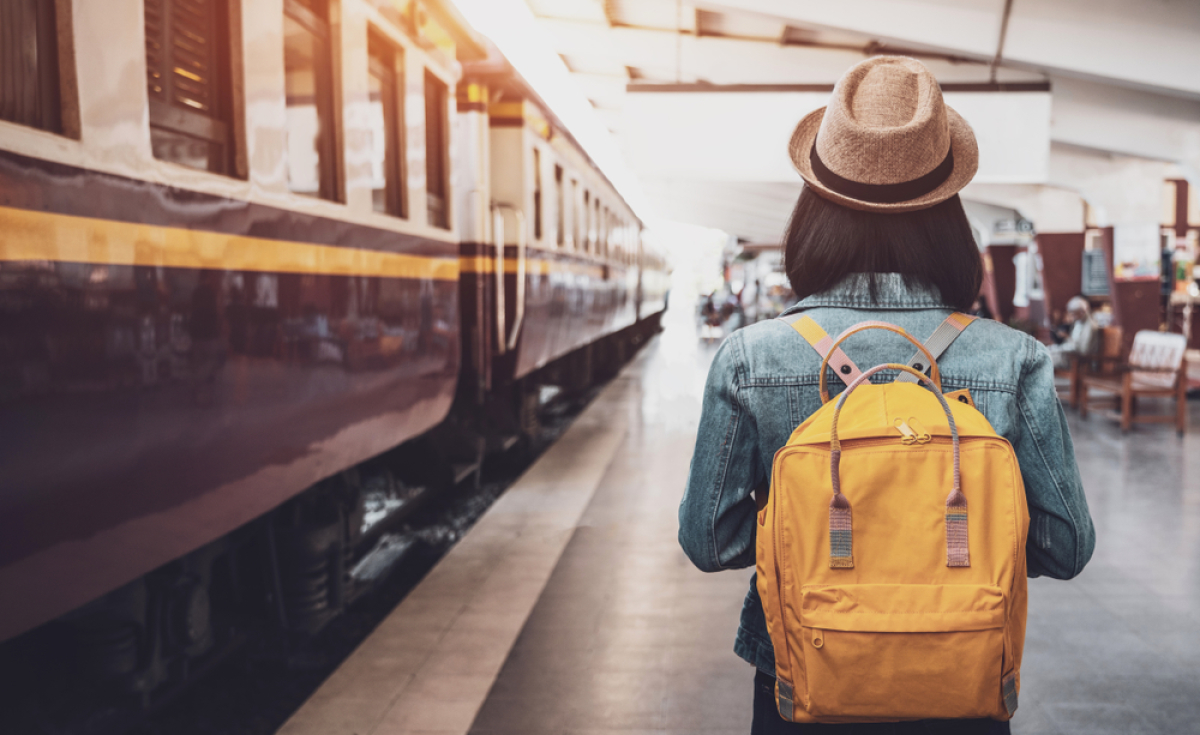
[0,316,660,735]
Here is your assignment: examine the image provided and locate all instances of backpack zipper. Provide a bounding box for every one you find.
[907,417,932,444]
[894,419,934,445]
[894,419,919,444]
[826,435,958,450]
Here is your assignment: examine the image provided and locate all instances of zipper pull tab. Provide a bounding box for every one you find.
[907,417,932,444]
[894,419,918,445]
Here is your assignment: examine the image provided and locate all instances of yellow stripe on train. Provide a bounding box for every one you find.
[0,205,459,281]
[457,255,609,278]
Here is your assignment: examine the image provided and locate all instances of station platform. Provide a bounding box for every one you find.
[278,309,1200,735]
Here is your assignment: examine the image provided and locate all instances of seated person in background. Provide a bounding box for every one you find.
[1049,296,1097,370]
[702,292,721,328]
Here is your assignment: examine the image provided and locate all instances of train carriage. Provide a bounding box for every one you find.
[454,51,651,429]
[0,0,479,647]
[0,0,666,722]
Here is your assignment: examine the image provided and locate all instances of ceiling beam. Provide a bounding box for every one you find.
[988,0,1014,83]
[627,81,1052,93]
[530,17,1047,86]
[534,13,992,67]
[601,0,620,28]
[699,0,1200,98]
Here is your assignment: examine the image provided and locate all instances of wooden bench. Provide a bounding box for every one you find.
[1080,330,1189,435]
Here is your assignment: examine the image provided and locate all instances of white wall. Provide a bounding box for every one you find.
[1049,76,1200,183]
[620,90,1051,184]
[1048,143,1174,227]
[961,183,1086,233]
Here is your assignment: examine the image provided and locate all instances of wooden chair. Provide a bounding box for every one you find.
[1080,330,1189,435]
[1054,356,1084,409]
[1055,326,1121,409]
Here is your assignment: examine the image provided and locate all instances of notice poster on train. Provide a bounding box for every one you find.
[1112,223,1162,281]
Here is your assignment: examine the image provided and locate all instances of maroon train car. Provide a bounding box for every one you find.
[0,0,666,719]
[453,52,665,433]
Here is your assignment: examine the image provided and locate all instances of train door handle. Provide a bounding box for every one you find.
[492,208,506,355]
[491,203,526,352]
[508,210,526,351]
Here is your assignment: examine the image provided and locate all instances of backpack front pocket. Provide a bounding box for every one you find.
[798,584,1007,721]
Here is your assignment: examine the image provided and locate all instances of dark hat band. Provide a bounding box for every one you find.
[809,142,955,204]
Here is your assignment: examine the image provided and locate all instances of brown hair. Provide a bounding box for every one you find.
[782,187,983,310]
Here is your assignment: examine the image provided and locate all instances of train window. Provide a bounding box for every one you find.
[146,0,239,175]
[593,198,601,255]
[606,210,613,258]
[570,179,579,248]
[532,147,543,241]
[555,165,565,246]
[581,190,590,252]
[367,31,406,217]
[608,210,616,258]
[424,70,450,229]
[599,206,608,257]
[284,0,338,200]
[1,0,70,134]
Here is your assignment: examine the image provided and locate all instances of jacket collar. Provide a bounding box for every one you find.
[783,273,948,312]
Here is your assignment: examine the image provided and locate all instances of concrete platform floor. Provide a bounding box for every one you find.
[280,306,1200,735]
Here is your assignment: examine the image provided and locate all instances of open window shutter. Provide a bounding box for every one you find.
[0,0,61,132]
[146,0,220,113]
[145,0,229,166]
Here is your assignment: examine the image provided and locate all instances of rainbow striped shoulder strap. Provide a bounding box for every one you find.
[779,312,977,387]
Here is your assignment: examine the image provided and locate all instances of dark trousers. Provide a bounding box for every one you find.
[753,671,1012,735]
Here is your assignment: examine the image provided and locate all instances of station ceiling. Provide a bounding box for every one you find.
[525,0,1200,242]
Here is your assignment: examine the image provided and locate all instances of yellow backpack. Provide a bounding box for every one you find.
[757,320,1030,723]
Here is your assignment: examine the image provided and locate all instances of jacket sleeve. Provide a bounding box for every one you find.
[678,333,763,572]
[1012,337,1096,579]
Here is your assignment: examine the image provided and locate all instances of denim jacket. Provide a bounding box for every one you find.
[678,274,1096,676]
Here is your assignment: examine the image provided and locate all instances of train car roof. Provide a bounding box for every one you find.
[462,43,644,229]
[426,0,489,62]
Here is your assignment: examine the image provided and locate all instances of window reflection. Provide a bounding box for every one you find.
[367,67,388,212]
[424,71,449,228]
[368,34,405,217]
[283,6,334,200]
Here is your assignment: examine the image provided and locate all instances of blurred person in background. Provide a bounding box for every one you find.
[701,292,723,342]
[1049,296,1097,370]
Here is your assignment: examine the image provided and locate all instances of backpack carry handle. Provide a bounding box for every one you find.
[818,323,941,403]
[827,363,970,569]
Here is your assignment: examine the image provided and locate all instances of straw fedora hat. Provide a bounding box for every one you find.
[789,56,978,213]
